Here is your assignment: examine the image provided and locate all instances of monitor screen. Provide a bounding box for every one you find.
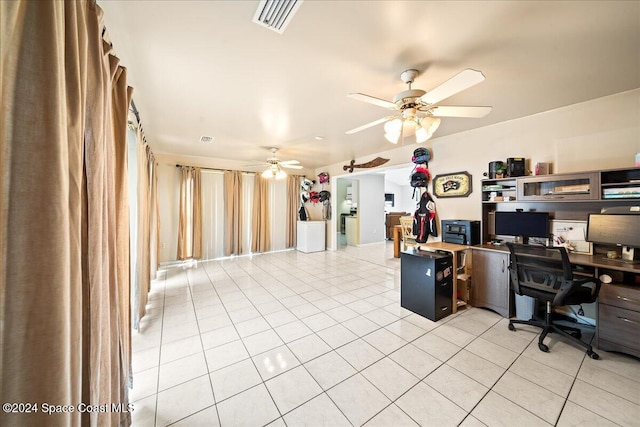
[586,214,640,248]
[494,211,550,238]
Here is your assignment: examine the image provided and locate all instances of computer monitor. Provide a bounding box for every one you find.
[586,213,640,261]
[494,211,550,243]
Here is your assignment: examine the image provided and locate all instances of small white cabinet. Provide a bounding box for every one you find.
[296,221,326,253]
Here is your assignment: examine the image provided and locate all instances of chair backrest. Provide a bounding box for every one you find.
[506,243,573,301]
[399,216,415,240]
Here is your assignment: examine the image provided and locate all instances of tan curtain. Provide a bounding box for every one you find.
[192,168,202,259]
[251,174,271,253]
[112,61,133,407]
[1,1,131,425]
[135,132,150,329]
[286,175,300,247]
[177,166,191,260]
[224,170,243,255]
[176,166,202,260]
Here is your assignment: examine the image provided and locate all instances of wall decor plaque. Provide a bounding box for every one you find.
[433,171,472,198]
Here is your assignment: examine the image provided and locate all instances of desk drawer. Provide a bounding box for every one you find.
[598,304,640,351]
[599,284,640,312]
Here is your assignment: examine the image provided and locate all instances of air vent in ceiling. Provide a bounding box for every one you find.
[252,0,303,34]
[199,135,214,143]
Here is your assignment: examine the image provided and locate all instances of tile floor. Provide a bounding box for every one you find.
[130,242,640,427]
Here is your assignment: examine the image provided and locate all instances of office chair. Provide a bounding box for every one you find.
[506,243,601,359]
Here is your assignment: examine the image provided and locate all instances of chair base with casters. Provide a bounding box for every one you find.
[509,300,599,359]
[506,243,601,360]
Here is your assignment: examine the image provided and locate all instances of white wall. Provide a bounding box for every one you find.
[320,89,640,250]
[384,180,416,214]
[354,174,386,245]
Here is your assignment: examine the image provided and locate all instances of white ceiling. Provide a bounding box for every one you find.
[99,1,640,170]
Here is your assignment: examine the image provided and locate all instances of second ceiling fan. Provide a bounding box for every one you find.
[346,68,492,144]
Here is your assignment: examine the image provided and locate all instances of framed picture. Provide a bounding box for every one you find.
[551,220,592,254]
[433,171,472,198]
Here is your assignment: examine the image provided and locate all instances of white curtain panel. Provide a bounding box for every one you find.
[199,171,288,259]
[269,178,287,251]
[200,171,225,259]
[241,173,254,255]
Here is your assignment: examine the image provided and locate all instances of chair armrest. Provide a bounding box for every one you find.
[553,277,601,306]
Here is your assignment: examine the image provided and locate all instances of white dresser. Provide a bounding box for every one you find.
[296,221,326,253]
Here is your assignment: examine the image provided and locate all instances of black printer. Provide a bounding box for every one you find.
[441,220,481,246]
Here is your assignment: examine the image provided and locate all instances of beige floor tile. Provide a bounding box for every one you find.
[431,323,477,347]
[304,351,357,390]
[492,371,565,425]
[216,384,280,427]
[446,350,505,388]
[396,381,467,427]
[577,358,640,405]
[274,319,313,343]
[412,332,462,362]
[283,393,351,426]
[204,340,250,372]
[316,323,358,349]
[342,315,381,337]
[465,337,519,369]
[568,379,640,426]
[199,325,239,350]
[209,358,262,403]
[363,403,419,427]
[389,343,443,379]
[362,328,408,355]
[287,333,332,363]
[155,376,215,427]
[170,405,219,427]
[252,345,301,381]
[242,329,285,356]
[336,338,385,371]
[265,365,323,414]
[234,316,271,338]
[327,373,391,426]
[130,394,157,427]
[471,391,551,427]
[158,353,208,391]
[555,401,620,427]
[361,357,420,400]
[424,364,489,412]
[508,355,574,398]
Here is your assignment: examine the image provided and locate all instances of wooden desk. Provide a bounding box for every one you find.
[473,244,640,358]
[418,242,472,313]
[393,225,402,258]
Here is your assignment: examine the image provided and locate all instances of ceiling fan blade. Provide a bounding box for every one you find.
[346,116,393,134]
[348,93,397,110]
[420,69,486,105]
[281,164,303,169]
[279,160,300,165]
[430,105,493,118]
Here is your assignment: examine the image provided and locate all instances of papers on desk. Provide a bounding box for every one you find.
[551,220,592,254]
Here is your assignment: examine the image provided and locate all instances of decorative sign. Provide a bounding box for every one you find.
[433,171,472,198]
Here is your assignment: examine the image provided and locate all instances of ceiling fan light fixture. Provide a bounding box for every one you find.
[384,132,400,144]
[262,168,274,178]
[384,118,402,134]
[275,169,287,179]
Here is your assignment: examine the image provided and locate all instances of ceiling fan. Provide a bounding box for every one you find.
[251,147,303,179]
[346,68,492,144]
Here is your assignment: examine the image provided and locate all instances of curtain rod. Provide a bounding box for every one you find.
[130,99,148,144]
[175,164,257,175]
[175,164,305,177]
